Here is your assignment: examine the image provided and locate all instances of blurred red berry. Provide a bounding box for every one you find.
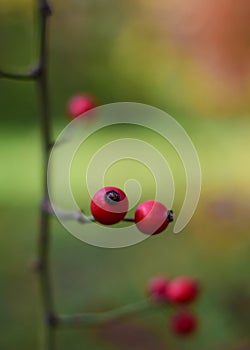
[147,276,169,303]
[165,276,199,304]
[135,200,173,235]
[67,94,97,119]
[169,310,197,336]
[90,187,129,225]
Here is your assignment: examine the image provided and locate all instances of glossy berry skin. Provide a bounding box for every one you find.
[165,276,199,304]
[147,276,169,303]
[90,187,129,225]
[169,310,197,336]
[67,94,97,119]
[135,200,173,235]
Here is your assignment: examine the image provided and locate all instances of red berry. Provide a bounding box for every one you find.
[135,200,173,235]
[90,187,129,225]
[67,94,97,119]
[147,276,169,303]
[169,310,197,336]
[165,276,199,304]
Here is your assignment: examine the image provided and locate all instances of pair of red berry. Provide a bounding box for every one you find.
[67,97,173,234]
[90,187,174,235]
[147,276,200,335]
[67,97,174,235]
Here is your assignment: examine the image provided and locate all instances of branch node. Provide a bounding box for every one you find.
[31,259,44,272]
[41,196,52,214]
[48,142,55,150]
[30,65,42,78]
[46,313,58,327]
[40,0,52,16]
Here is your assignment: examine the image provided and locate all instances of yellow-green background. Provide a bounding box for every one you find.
[1,0,250,349]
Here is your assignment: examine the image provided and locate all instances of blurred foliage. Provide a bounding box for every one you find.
[0,1,250,350]
[1,0,250,125]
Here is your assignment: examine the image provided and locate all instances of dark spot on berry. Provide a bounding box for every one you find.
[167,210,174,222]
[105,190,121,205]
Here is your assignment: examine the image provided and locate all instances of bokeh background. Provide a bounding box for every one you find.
[1,0,250,349]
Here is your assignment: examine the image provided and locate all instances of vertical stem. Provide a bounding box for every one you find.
[36,1,55,349]
[37,0,51,157]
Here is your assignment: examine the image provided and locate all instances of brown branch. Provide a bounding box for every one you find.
[35,1,55,350]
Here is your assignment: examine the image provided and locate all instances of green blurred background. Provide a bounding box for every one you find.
[1,0,250,349]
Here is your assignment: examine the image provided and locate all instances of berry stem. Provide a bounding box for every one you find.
[57,299,159,327]
[42,199,135,223]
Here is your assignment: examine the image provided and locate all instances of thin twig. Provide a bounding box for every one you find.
[42,198,93,223]
[0,68,39,81]
[42,198,135,223]
[57,299,157,327]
